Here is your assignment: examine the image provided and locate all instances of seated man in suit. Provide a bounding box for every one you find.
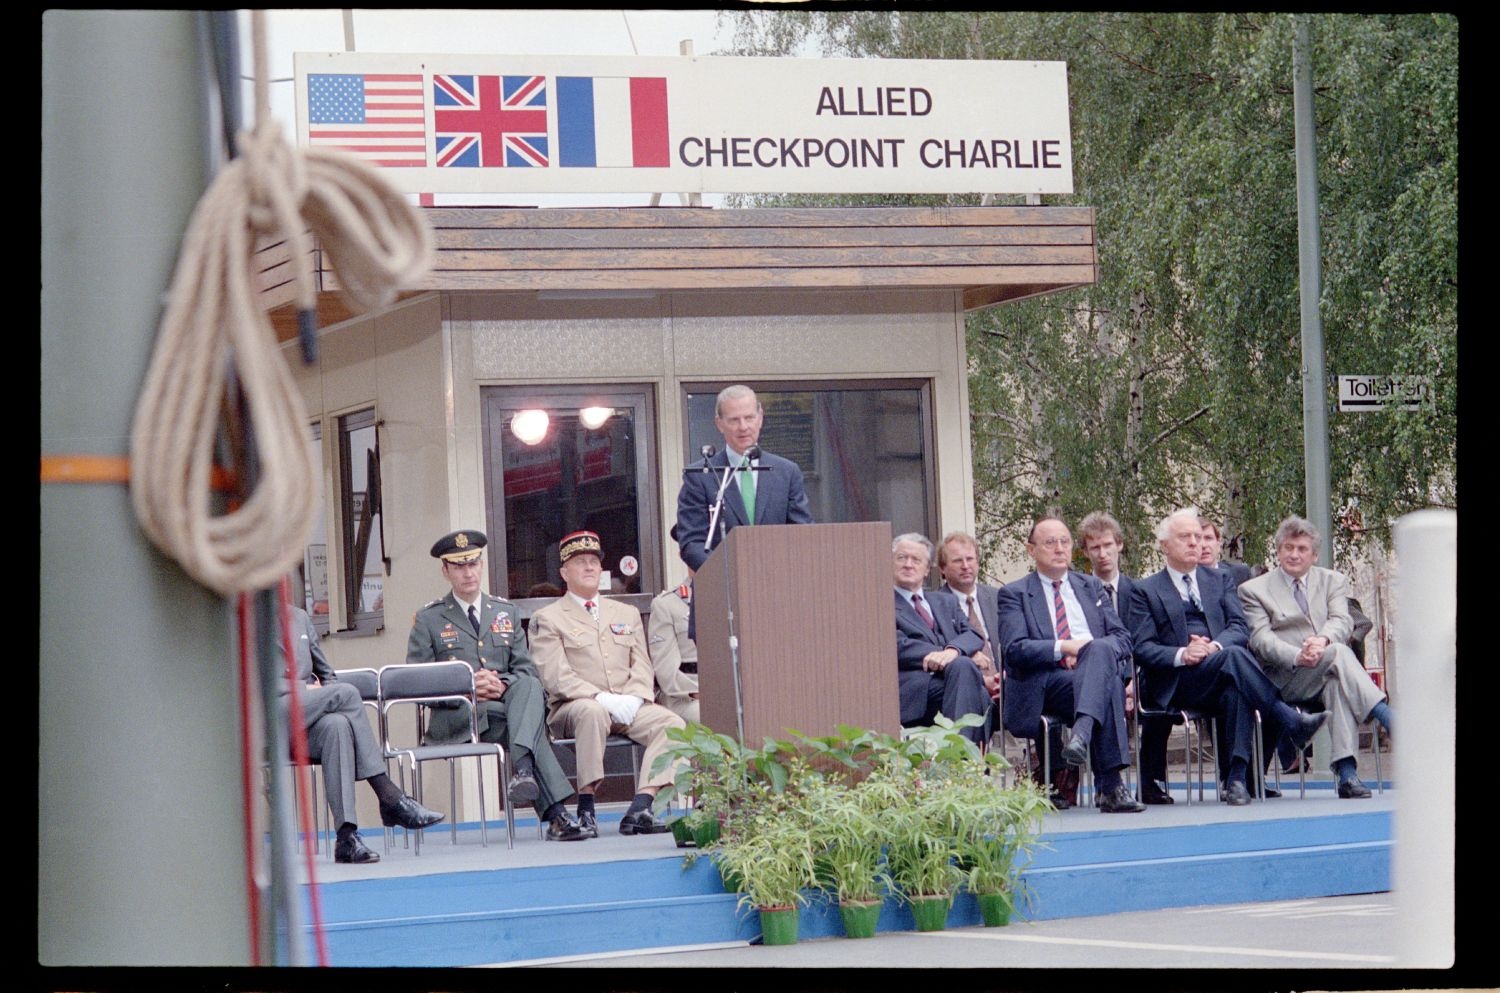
[936,531,1001,694]
[1238,515,1392,798]
[1127,508,1327,805]
[893,533,992,746]
[996,516,1145,813]
[280,602,441,864]
[530,530,686,837]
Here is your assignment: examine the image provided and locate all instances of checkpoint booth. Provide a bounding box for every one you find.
[262,50,1096,821]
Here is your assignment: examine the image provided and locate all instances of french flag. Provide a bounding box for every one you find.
[556,76,669,168]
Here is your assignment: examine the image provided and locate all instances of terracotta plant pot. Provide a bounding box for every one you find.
[908,894,951,932]
[758,905,800,946]
[977,890,1012,927]
[838,899,882,939]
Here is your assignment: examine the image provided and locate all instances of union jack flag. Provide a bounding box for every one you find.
[433,74,549,168]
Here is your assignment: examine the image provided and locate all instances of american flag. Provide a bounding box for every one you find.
[308,73,426,167]
[433,74,549,168]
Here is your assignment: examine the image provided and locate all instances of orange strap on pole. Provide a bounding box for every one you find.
[41,455,238,492]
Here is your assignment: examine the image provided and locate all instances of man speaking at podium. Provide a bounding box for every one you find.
[675,384,813,572]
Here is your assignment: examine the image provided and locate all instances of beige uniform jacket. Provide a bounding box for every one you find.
[529,595,654,706]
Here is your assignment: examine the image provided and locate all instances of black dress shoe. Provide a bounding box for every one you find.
[1262,786,1283,799]
[579,810,599,838]
[334,831,380,864]
[1337,777,1373,799]
[1099,784,1147,813]
[619,809,671,835]
[380,795,445,830]
[1060,736,1089,768]
[1141,781,1175,805]
[545,811,589,841]
[1285,710,1329,752]
[1220,780,1252,806]
[1047,788,1073,811]
[507,768,539,805]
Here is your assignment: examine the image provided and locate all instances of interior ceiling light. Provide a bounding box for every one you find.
[510,409,549,446]
[579,406,613,430]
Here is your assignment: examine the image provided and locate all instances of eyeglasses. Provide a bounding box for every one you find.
[1032,538,1072,550]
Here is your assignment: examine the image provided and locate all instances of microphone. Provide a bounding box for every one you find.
[745,445,762,461]
[700,444,716,460]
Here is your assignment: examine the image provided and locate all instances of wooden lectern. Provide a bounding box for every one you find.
[694,521,899,743]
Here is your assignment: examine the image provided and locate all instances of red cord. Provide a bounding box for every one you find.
[278,576,331,966]
[237,592,262,966]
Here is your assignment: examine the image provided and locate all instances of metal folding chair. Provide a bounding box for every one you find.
[377,661,516,852]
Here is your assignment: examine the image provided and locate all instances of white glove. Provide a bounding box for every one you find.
[595,692,643,726]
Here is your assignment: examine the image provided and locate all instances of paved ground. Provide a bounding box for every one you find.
[526,892,1401,969]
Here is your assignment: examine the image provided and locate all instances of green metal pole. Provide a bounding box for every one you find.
[40,10,251,965]
[1293,15,1333,566]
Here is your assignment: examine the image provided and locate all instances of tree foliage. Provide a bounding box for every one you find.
[722,11,1456,572]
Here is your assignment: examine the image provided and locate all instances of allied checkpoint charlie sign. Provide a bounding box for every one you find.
[294,52,1074,195]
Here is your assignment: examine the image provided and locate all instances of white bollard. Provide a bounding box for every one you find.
[1392,508,1455,967]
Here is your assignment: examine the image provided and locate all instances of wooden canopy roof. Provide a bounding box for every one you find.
[260,204,1095,340]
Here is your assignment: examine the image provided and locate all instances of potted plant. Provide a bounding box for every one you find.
[805,778,892,939]
[953,778,1049,926]
[711,791,819,946]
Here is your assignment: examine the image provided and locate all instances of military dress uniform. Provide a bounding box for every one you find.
[406,535,575,818]
[647,583,699,724]
[530,592,686,795]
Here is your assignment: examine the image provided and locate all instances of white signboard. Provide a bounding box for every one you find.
[1338,375,1433,412]
[294,52,1073,195]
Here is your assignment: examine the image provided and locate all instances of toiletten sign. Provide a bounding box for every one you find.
[294,52,1073,195]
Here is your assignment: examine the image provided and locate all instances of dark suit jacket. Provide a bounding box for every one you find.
[675,448,812,570]
[996,570,1132,732]
[895,588,984,672]
[940,582,1000,655]
[1126,566,1250,711]
[1211,561,1252,590]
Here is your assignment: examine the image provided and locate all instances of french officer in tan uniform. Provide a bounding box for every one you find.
[647,533,700,724]
[529,530,685,837]
[406,529,587,841]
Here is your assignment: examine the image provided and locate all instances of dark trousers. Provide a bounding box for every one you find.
[1139,647,1294,786]
[899,656,993,745]
[1014,641,1130,775]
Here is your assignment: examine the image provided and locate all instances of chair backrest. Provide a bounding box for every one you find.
[380,660,476,703]
[339,667,380,702]
[378,661,481,750]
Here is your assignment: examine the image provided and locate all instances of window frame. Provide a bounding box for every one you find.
[680,378,939,541]
[335,406,385,636]
[479,384,663,602]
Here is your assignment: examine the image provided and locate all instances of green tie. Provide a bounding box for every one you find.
[739,462,756,523]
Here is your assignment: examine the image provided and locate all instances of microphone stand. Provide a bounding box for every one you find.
[681,445,766,746]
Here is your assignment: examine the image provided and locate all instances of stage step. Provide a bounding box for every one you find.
[308,807,1391,966]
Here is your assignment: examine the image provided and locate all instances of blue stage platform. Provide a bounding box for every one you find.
[298,785,1394,967]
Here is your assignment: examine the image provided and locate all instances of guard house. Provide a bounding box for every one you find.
[266,50,1094,821]
[258,203,1095,815]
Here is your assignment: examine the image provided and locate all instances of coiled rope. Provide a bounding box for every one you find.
[131,10,432,595]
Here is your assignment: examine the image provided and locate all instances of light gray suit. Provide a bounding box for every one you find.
[280,606,385,828]
[1238,566,1386,765]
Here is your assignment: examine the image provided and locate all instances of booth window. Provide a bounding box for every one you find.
[683,380,936,540]
[337,407,385,634]
[300,420,331,634]
[480,386,661,602]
